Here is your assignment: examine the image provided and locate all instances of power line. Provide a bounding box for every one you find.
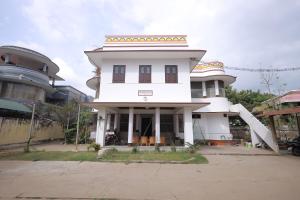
[224,66,300,72]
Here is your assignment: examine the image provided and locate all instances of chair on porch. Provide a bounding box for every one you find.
[149,136,155,146]
[160,136,166,146]
[132,136,139,144]
[140,136,148,146]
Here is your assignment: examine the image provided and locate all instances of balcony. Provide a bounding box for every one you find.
[0,64,51,90]
[86,76,100,90]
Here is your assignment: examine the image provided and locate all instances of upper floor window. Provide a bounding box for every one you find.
[112,65,126,83]
[139,65,151,83]
[191,82,203,98]
[206,80,216,97]
[165,65,178,83]
[218,80,225,97]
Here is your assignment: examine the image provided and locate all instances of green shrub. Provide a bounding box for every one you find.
[132,145,139,154]
[87,142,101,152]
[170,145,176,152]
[155,143,160,152]
[103,147,118,156]
[185,142,201,154]
[65,128,77,144]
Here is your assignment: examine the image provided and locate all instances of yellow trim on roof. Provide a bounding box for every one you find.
[105,35,187,44]
[193,61,224,72]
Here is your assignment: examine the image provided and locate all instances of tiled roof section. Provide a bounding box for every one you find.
[192,61,224,72]
[105,35,187,44]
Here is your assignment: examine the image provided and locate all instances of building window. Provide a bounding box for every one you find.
[218,80,225,97]
[112,65,126,83]
[165,65,178,83]
[206,80,216,97]
[191,82,203,98]
[139,65,151,83]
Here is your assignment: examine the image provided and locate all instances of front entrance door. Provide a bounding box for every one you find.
[141,117,152,137]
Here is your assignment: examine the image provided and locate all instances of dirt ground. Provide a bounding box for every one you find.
[0,154,299,200]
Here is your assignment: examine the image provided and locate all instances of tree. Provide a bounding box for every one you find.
[50,101,78,144]
[225,86,274,112]
[225,86,274,127]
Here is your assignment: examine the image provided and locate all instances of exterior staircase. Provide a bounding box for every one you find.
[230,104,279,153]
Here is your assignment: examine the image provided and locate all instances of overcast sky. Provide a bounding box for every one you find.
[1,0,300,96]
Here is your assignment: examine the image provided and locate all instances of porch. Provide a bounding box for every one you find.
[85,102,209,147]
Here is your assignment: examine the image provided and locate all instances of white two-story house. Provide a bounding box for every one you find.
[84,35,278,151]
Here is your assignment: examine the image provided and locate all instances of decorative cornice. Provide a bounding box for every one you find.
[193,61,224,72]
[105,35,187,44]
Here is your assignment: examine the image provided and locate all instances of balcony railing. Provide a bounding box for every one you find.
[0,64,50,88]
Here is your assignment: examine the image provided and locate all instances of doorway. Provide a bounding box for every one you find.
[141,117,152,137]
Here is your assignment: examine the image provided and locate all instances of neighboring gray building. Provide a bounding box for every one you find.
[0,45,63,103]
[46,85,92,105]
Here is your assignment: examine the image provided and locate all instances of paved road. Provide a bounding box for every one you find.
[0,155,300,200]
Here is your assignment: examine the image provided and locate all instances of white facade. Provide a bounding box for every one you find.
[98,59,192,102]
[85,35,236,147]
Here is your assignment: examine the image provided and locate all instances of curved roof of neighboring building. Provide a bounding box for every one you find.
[0,45,63,80]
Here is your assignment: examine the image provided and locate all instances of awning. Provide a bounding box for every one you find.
[262,107,300,116]
[0,99,32,113]
[83,101,210,110]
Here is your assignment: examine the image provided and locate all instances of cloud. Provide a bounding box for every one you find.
[13,41,45,53]
[120,0,300,93]
[16,0,300,95]
[53,57,77,81]
[22,0,91,42]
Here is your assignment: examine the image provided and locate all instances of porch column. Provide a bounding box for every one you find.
[155,107,160,144]
[128,107,134,144]
[113,113,118,131]
[174,114,179,137]
[96,108,107,147]
[184,107,194,146]
[106,114,111,131]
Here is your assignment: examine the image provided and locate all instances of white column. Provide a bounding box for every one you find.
[106,114,111,131]
[184,107,194,146]
[202,81,207,97]
[96,108,107,147]
[155,107,160,143]
[174,114,179,137]
[128,107,134,144]
[250,127,261,147]
[4,54,11,64]
[215,80,219,96]
[113,113,118,130]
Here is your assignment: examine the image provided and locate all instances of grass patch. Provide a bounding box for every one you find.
[0,151,208,164]
[0,151,98,162]
[100,151,208,164]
